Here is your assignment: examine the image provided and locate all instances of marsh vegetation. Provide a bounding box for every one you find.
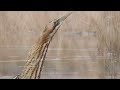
[0,11,120,79]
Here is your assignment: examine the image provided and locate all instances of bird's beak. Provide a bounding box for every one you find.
[49,12,72,34]
[52,12,72,30]
[56,12,72,24]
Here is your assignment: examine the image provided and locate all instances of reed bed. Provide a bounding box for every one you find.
[90,11,120,78]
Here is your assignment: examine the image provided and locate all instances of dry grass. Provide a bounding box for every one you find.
[90,11,120,78]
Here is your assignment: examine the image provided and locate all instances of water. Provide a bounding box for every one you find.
[0,31,120,79]
[0,47,110,79]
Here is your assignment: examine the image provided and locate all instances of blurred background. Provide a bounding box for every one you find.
[0,11,120,79]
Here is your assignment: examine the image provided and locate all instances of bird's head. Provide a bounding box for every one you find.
[48,12,72,31]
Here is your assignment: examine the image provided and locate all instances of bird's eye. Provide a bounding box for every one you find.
[54,21,57,26]
[54,20,60,26]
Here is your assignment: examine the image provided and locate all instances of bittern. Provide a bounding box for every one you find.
[13,12,72,79]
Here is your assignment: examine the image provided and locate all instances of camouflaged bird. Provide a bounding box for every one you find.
[13,12,72,79]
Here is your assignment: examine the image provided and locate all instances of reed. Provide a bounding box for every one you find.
[90,11,120,78]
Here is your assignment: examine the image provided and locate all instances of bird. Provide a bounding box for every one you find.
[13,12,72,79]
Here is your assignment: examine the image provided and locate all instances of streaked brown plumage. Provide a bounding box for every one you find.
[13,12,72,79]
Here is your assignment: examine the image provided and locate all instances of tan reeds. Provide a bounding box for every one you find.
[91,12,120,78]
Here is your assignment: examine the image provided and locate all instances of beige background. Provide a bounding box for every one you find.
[0,11,119,79]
